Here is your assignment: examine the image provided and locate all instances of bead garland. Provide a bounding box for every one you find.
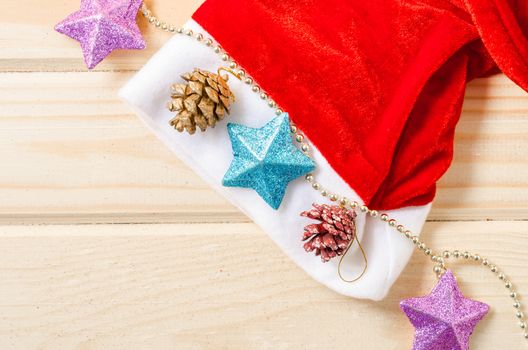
[140,5,528,341]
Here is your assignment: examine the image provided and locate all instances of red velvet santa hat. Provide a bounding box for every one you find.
[193,0,528,210]
[121,0,528,299]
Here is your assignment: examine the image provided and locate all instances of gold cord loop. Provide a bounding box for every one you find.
[338,234,368,283]
[217,67,243,82]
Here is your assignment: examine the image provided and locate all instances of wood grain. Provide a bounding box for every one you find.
[0,221,527,349]
[0,0,527,349]
[0,73,526,223]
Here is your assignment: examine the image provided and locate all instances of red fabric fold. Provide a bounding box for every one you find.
[193,0,528,210]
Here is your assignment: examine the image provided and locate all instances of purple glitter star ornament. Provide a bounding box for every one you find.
[55,0,146,69]
[400,270,489,350]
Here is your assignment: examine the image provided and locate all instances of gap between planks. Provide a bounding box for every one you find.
[0,212,528,226]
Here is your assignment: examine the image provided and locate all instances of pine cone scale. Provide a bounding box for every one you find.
[188,81,204,95]
[170,83,187,97]
[215,105,226,120]
[206,77,218,90]
[219,95,231,110]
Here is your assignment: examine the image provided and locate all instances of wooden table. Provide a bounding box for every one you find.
[1,1,527,349]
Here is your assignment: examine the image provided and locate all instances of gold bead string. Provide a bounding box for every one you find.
[140,5,528,341]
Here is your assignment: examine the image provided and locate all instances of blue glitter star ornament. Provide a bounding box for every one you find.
[223,113,315,209]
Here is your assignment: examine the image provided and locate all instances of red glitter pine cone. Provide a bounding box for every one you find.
[301,203,357,262]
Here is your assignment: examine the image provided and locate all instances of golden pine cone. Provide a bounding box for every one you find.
[167,68,235,134]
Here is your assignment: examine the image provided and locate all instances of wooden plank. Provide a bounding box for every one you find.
[0,221,526,349]
[0,72,526,223]
[2,1,527,349]
[0,0,205,72]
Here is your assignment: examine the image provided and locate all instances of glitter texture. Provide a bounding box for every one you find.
[400,270,489,350]
[55,0,146,69]
[223,113,315,210]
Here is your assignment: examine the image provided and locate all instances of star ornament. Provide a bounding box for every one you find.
[223,113,315,210]
[400,270,489,350]
[55,0,146,69]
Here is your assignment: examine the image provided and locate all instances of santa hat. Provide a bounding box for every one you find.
[120,0,528,300]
